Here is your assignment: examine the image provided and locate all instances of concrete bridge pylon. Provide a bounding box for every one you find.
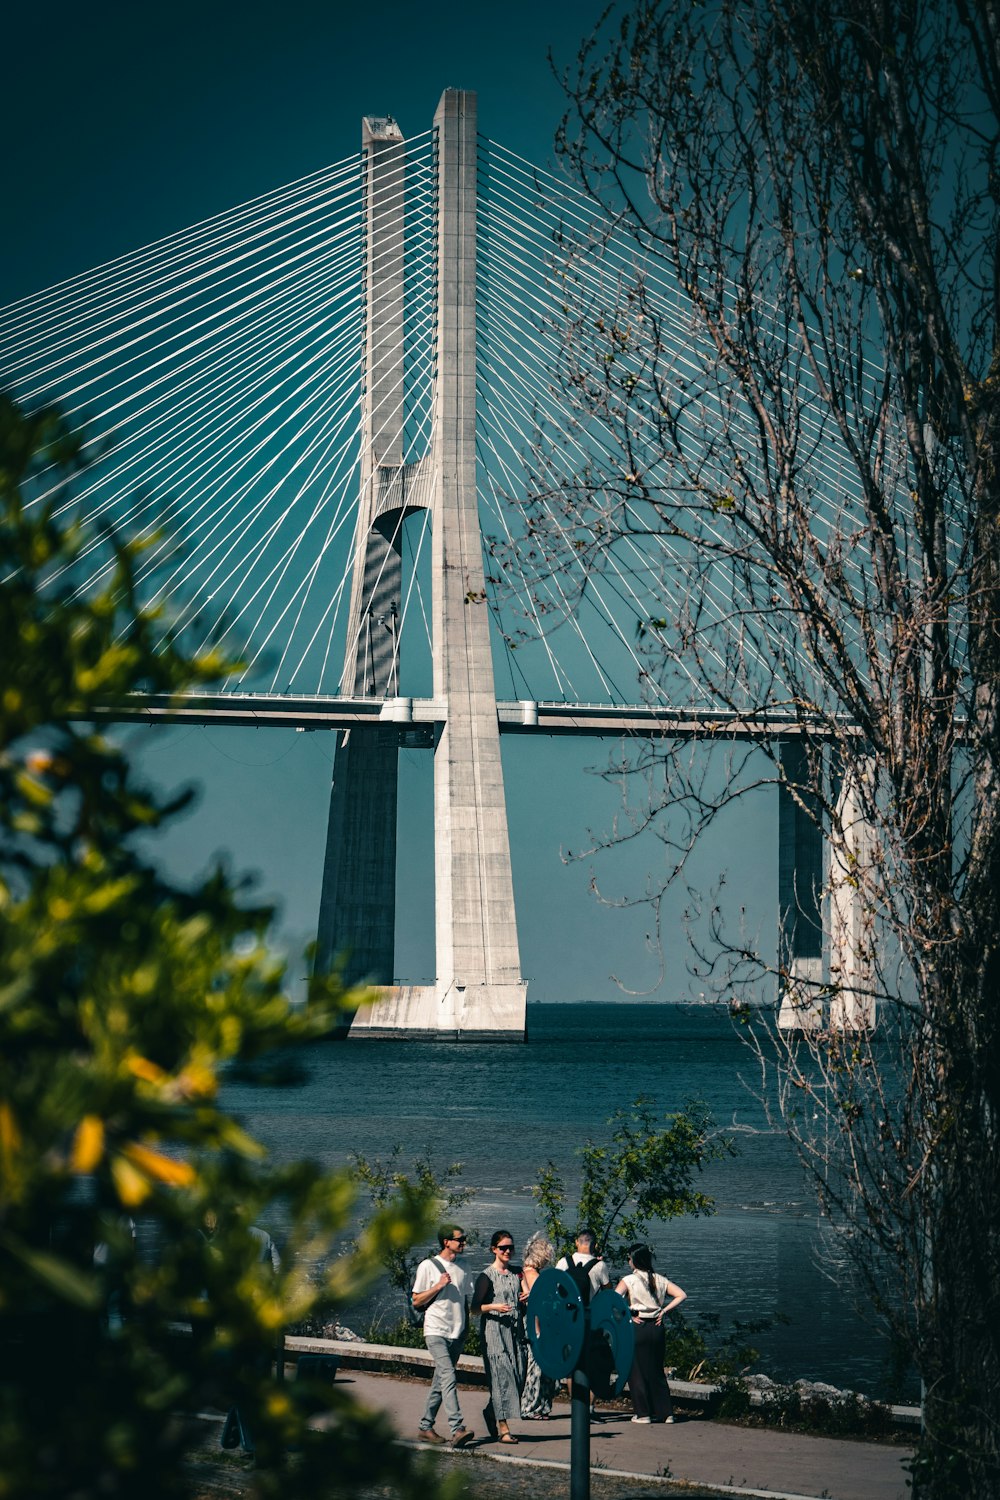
[314,89,528,1041]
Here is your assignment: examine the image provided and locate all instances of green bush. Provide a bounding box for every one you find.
[0,395,453,1500]
[756,1386,896,1439]
[349,1148,473,1299]
[533,1096,735,1262]
[366,1317,484,1359]
[707,1377,897,1438]
[710,1379,754,1420]
[663,1310,777,1382]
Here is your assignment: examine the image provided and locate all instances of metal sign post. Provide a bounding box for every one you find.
[526,1268,634,1500]
[570,1366,592,1500]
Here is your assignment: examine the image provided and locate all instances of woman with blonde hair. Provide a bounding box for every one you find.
[519,1231,557,1419]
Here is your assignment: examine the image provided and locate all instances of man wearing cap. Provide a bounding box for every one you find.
[412,1225,474,1447]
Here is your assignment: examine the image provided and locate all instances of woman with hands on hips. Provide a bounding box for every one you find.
[616,1243,686,1424]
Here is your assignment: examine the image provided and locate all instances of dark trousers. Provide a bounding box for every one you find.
[628,1319,674,1420]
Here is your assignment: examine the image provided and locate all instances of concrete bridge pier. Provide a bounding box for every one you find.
[318,91,527,1040]
[828,762,876,1030]
[313,115,409,1011]
[777,741,876,1031]
[777,739,824,1029]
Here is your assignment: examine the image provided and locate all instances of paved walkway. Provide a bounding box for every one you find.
[338,1368,913,1500]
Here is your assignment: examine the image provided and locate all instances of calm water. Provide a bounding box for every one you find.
[222,1003,913,1399]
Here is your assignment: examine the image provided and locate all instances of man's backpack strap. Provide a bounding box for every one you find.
[409,1255,448,1325]
[424,1256,447,1300]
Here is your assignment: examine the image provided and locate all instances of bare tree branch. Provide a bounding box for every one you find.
[507,3,1000,1492]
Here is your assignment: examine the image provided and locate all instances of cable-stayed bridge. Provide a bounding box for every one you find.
[2,88,848,1040]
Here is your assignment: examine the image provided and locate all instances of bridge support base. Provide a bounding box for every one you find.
[349,981,527,1041]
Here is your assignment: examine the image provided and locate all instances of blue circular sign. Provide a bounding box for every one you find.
[525,1267,586,1379]
[587,1287,635,1397]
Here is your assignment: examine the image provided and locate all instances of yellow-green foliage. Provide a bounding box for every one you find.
[0,395,452,1500]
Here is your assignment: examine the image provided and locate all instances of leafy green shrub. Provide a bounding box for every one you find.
[0,395,449,1500]
[533,1095,735,1261]
[705,1377,896,1437]
[663,1310,779,1382]
[365,1318,483,1359]
[349,1147,473,1297]
[756,1386,896,1438]
[710,1379,753,1420]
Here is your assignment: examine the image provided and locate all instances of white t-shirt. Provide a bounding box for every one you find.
[555,1250,611,1296]
[412,1255,469,1339]
[619,1269,674,1319]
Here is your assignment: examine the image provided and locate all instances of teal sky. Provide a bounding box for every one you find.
[4,0,581,300]
[3,0,779,1001]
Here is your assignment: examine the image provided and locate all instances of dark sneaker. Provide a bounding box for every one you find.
[418,1428,445,1444]
[451,1428,474,1448]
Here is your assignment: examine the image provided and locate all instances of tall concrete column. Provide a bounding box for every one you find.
[829,761,876,1030]
[314,117,409,995]
[429,88,526,1034]
[341,113,408,692]
[776,739,825,1028]
[349,89,527,1039]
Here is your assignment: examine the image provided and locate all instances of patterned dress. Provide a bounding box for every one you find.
[474,1263,527,1423]
[521,1341,556,1417]
[520,1267,557,1417]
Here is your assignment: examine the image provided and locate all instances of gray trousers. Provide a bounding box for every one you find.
[421,1333,465,1435]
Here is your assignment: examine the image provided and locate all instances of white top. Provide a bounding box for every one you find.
[412,1255,469,1339]
[619,1269,674,1319]
[555,1251,611,1296]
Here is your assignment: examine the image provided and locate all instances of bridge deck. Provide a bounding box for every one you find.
[93,692,805,739]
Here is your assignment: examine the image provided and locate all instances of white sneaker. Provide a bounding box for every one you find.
[630,1415,651,1424]
[664,1415,675,1423]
